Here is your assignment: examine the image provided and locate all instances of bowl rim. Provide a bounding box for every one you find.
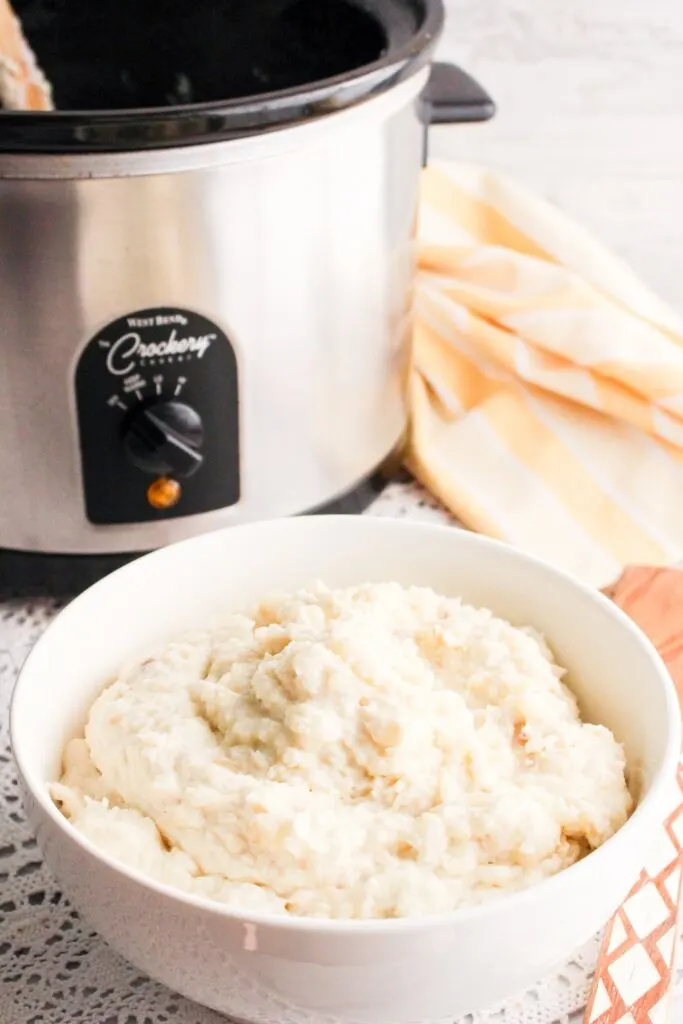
[10,516,682,935]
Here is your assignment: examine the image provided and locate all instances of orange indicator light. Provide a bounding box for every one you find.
[147,477,182,510]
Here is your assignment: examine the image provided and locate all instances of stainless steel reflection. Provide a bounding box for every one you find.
[0,75,426,553]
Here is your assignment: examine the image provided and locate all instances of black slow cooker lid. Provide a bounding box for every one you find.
[0,0,442,153]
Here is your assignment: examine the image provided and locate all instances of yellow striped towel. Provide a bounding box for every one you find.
[408,161,683,588]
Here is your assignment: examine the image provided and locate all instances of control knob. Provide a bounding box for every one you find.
[122,400,204,478]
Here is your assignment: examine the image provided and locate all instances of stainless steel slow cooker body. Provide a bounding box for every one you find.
[0,0,494,572]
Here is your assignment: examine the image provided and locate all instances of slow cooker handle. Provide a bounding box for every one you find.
[422,62,495,124]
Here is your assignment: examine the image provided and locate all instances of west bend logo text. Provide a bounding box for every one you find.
[105,320,216,376]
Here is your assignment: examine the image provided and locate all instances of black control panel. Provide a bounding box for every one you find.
[75,307,240,525]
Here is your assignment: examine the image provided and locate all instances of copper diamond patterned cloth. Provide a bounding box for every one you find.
[585,566,683,1023]
[585,762,683,1023]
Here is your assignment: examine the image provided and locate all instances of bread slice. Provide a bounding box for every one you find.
[0,0,53,110]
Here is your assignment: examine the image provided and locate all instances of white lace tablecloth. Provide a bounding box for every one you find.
[0,477,674,1024]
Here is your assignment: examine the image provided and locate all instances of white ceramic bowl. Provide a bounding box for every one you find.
[11,517,681,1024]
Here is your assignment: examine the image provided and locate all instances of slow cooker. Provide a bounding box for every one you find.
[0,0,494,590]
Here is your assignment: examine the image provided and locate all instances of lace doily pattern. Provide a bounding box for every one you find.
[0,479,622,1024]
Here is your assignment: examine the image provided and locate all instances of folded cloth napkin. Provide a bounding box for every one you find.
[408,161,683,588]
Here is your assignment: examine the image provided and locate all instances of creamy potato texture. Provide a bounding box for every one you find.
[52,582,632,919]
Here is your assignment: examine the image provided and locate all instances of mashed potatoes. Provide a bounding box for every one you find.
[52,582,632,919]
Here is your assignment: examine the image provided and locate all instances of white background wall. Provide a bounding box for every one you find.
[431,0,683,311]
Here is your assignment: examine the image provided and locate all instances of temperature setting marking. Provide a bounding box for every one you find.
[107,374,188,414]
[122,373,147,401]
